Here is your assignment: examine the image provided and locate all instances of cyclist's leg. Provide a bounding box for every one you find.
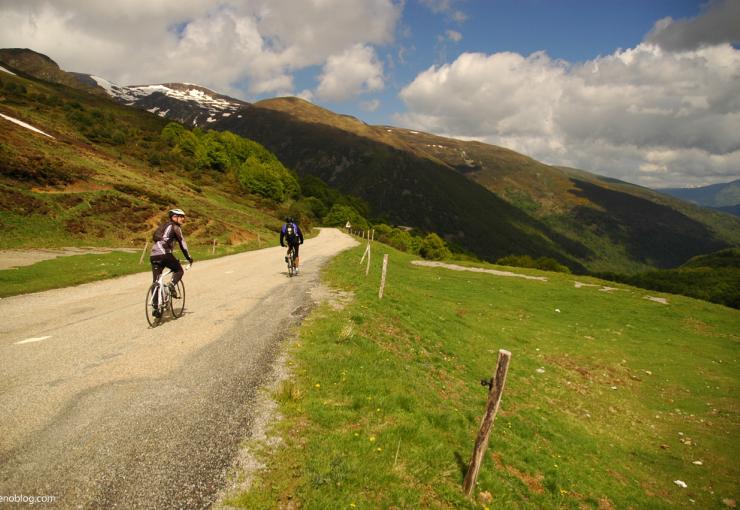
[162,253,184,285]
[292,242,300,266]
[150,256,166,307]
[150,255,165,283]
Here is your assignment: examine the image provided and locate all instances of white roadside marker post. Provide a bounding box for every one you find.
[378,254,389,298]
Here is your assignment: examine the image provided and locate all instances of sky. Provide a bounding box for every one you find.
[1,0,739,188]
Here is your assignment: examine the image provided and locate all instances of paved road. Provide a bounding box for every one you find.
[0,228,356,509]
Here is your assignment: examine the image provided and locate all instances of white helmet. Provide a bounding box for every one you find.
[168,208,186,218]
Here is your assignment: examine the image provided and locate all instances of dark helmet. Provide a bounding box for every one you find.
[169,208,186,218]
[285,216,294,223]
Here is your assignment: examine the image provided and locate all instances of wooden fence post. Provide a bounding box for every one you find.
[378,254,389,298]
[139,240,148,264]
[365,243,372,276]
[257,233,261,247]
[462,349,512,497]
[212,238,217,255]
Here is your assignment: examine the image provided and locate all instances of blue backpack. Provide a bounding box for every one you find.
[286,223,297,243]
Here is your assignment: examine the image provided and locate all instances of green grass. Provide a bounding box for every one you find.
[0,241,275,298]
[227,243,739,509]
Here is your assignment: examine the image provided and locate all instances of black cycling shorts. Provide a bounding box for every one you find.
[150,253,184,284]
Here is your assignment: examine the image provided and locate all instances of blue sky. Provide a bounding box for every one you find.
[302,0,705,125]
[1,0,738,187]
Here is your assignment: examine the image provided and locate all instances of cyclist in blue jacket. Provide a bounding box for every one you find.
[150,208,193,314]
[280,217,304,274]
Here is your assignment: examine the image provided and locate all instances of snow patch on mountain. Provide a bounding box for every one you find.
[0,64,16,75]
[0,113,54,138]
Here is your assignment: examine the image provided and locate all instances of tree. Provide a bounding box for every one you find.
[323,204,368,229]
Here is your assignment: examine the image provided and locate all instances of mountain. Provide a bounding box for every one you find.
[656,179,740,215]
[0,52,297,253]
[88,77,249,127]
[0,48,104,95]
[210,98,740,272]
[4,48,740,273]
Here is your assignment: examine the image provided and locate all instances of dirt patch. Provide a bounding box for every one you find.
[32,181,111,194]
[574,281,623,293]
[0,247,139,270]
[682,317,715,336]
[113,183,172,206]
[598,497,615,510]
[412,260,548,281]
[645,296,669,304]
[309,284,354,310]
[491,453,544,494]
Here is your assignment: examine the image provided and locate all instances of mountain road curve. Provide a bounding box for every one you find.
[0,228,357,509]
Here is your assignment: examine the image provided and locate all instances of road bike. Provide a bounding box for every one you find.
[285,246,297,277]
[145,266,186,327]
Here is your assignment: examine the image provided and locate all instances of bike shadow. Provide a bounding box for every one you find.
[148,309,193,328]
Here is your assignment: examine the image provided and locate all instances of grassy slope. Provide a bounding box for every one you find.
[389,128,740,272]
[0,70,290,295]
[228,243,739,509]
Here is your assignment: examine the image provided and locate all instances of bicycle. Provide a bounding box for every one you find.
[145,266,186,327]
[285,246,297,277]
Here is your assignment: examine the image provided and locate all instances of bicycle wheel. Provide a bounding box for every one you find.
[170,279,186,318]
[145,284,162,327]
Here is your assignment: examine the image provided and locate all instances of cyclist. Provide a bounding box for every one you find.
[150,208,193,316]
[280,216,304,274]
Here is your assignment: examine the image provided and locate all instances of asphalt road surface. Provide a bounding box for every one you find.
[0,228,357,509]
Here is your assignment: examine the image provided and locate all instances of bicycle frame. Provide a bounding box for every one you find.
[152,268,173,309]
[286,246,297,276]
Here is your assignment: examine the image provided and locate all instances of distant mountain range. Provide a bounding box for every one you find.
[2,48,739,273]
[656,180,740,216]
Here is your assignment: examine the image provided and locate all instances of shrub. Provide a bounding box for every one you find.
[496,255,571,273]
[237,157,285,201]
[419,233,451,260]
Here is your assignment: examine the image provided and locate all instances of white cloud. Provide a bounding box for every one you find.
[295,89,315,102]
[445,30,462,42]
[419,0,466,23]
[360,99,381,112]
[0,0,401,99]
[316,44,385,102]
[398,44,740,187]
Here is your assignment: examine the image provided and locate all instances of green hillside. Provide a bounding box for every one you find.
[388,129,740,272]
[0,63,338,256]
[597,248,740,309]
[214,97,740,274]
[225,241,740,509]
